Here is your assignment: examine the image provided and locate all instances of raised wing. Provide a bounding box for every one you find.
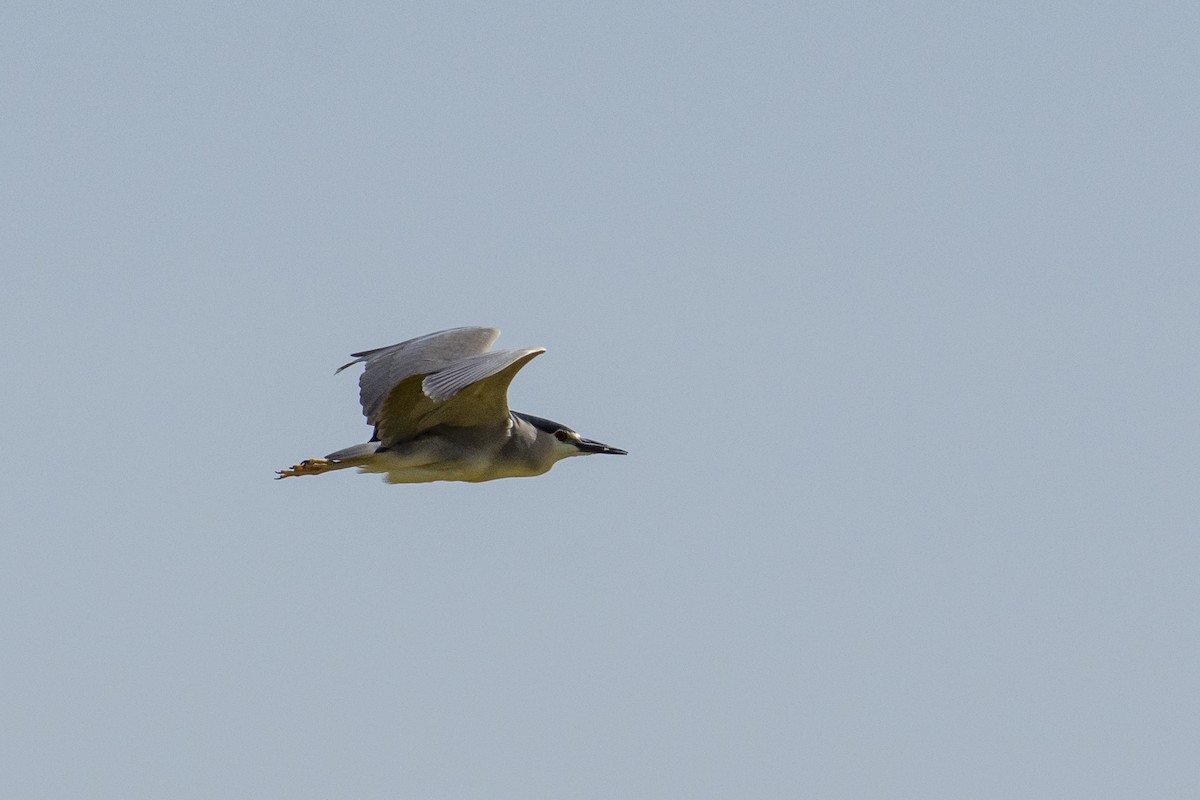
[337,327,500,426]
[374,347,545,447]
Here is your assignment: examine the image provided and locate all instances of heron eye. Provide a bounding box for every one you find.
[554,430,570,442]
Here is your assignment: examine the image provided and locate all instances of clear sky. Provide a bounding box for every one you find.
[3,2,1198,798]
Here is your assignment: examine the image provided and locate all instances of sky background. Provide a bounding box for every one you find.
[2,2,1198,798]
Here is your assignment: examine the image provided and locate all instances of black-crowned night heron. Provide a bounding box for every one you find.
[276,327,626,483]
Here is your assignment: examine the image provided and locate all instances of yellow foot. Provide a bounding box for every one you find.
[275,458,334,479]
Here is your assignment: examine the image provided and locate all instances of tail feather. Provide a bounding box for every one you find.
[325,442,382,461]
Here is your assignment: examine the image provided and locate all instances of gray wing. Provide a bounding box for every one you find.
[374,347,545,447]
[337,327,500,427]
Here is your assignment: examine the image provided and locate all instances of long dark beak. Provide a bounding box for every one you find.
[576,437,627,455]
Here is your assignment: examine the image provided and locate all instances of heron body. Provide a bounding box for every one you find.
[276,327,626,484]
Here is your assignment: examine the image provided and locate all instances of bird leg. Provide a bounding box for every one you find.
[275,458,336,479]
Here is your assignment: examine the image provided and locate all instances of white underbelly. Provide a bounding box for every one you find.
[359,449,499,484]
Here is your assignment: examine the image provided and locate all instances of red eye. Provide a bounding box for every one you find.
[554,430,570,442]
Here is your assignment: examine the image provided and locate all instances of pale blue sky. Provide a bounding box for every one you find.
[3,3,1198,798]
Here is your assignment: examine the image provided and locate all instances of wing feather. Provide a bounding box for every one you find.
[375,348,545,446]
[337,327,500,426]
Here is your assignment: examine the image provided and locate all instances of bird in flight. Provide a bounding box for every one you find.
[276,327,626,484]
